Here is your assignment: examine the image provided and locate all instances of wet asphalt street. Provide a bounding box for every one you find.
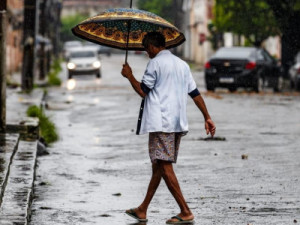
[30,54,300,225]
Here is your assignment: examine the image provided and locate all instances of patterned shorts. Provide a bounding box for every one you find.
[149,132,183,164]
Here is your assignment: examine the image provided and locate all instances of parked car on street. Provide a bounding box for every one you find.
[205,47,284,92]
[66,48,102,79]
[99,45,112,56]
[83,42,101,54]
[63,40,82,60]
[288,51,300,91]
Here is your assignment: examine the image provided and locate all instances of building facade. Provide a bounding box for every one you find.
[6,0,24,75]
[182,0,214,65]
[62,0,131,17]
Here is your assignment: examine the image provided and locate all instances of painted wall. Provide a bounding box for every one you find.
[6,0,24,75]
[182,0,214,65]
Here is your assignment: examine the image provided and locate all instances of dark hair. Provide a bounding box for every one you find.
[142,32,166,48]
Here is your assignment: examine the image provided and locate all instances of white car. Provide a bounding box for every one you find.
[67,48,102,79]
[289,52,300,91]
[63,41,82,60]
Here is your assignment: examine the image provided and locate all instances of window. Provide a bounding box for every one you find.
[262,50,273,63]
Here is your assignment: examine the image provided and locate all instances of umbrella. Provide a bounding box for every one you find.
[72,7,185,63]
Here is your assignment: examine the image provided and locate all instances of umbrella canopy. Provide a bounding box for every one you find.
[72,8,185,51]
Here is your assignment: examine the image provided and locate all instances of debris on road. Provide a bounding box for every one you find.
[242,154,249,160]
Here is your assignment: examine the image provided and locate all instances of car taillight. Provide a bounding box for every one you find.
[205,62,211,69]
[245,62,256,70]
[297,67,300,74]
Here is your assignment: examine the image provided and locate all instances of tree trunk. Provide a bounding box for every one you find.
[172,0,184,56]
[0,4,7,132]
[22,0,39,91]
[39,0,47,80]
[281,12,300,77]
[266,1,300,77]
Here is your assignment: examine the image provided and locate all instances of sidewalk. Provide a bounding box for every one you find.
[0,78,43,224]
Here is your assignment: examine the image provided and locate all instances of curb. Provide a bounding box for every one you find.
[0,88,44,224]
[0,139,38,224]
[0,133,19,207]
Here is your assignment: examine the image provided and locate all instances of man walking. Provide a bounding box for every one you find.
[121,32,216,224]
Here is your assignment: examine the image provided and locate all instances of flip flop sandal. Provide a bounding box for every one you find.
[166,215,194,224]
[125,208,148,222]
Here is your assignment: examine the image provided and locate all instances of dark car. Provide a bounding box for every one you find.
[205,47,283,92]
[99,45,112,56]
[288,51,300,91]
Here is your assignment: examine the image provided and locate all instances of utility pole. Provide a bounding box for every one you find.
[173,0,184,56]
[39,0,47,80]
[0,0,7,132]
[54,1,63,57]
[22,0,39,91]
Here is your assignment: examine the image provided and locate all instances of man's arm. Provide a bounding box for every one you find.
[192,94,216,137]
[121,63,146,98]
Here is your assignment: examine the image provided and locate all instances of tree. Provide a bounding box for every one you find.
[22,0,39,91]
[213,0,278,46]
[137,0,174,23]
[0,0,7,132]
[266,0,300,74]
[61,13,87,42]
[214,0,300,76]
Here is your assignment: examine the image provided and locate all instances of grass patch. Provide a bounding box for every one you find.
[48,71,62,86]
[47,58,62,86]
[6,79,20,89]
[27,105,59,144]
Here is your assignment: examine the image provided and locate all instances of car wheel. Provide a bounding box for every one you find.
[228,87,237,92]
[274,76,284,92]
[253,76,264,93]
[290,80,295,89]
[206,84,215,92]
[296,81,300,91]
[96,71,102,78]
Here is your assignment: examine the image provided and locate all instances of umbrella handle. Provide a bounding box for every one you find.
[125,49,129,64]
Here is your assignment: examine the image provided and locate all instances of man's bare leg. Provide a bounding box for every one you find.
[158,160,194,222]
[126,163,162,219]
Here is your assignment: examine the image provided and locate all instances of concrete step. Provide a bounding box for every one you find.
[0,133,19,205]
[0,139,38,225]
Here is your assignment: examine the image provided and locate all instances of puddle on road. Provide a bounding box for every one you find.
[88,168,117,174]
[260,132,287,136]
[195,136,226,141]
[56,173,82,181]
[245,207,299,216]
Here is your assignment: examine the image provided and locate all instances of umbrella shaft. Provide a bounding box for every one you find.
[125,20,132,64]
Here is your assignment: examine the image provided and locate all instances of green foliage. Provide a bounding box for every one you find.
[137,0,174,22]
[26,105,59,144]
[6,78,20,89]
[27,105,41,118]
[47,58,62,86]
[61,13,87,41]
[48,71,62,86]
[213,0,278,46]
[52,58,62,73]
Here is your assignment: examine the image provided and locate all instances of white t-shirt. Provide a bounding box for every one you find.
[137,50,197,135]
